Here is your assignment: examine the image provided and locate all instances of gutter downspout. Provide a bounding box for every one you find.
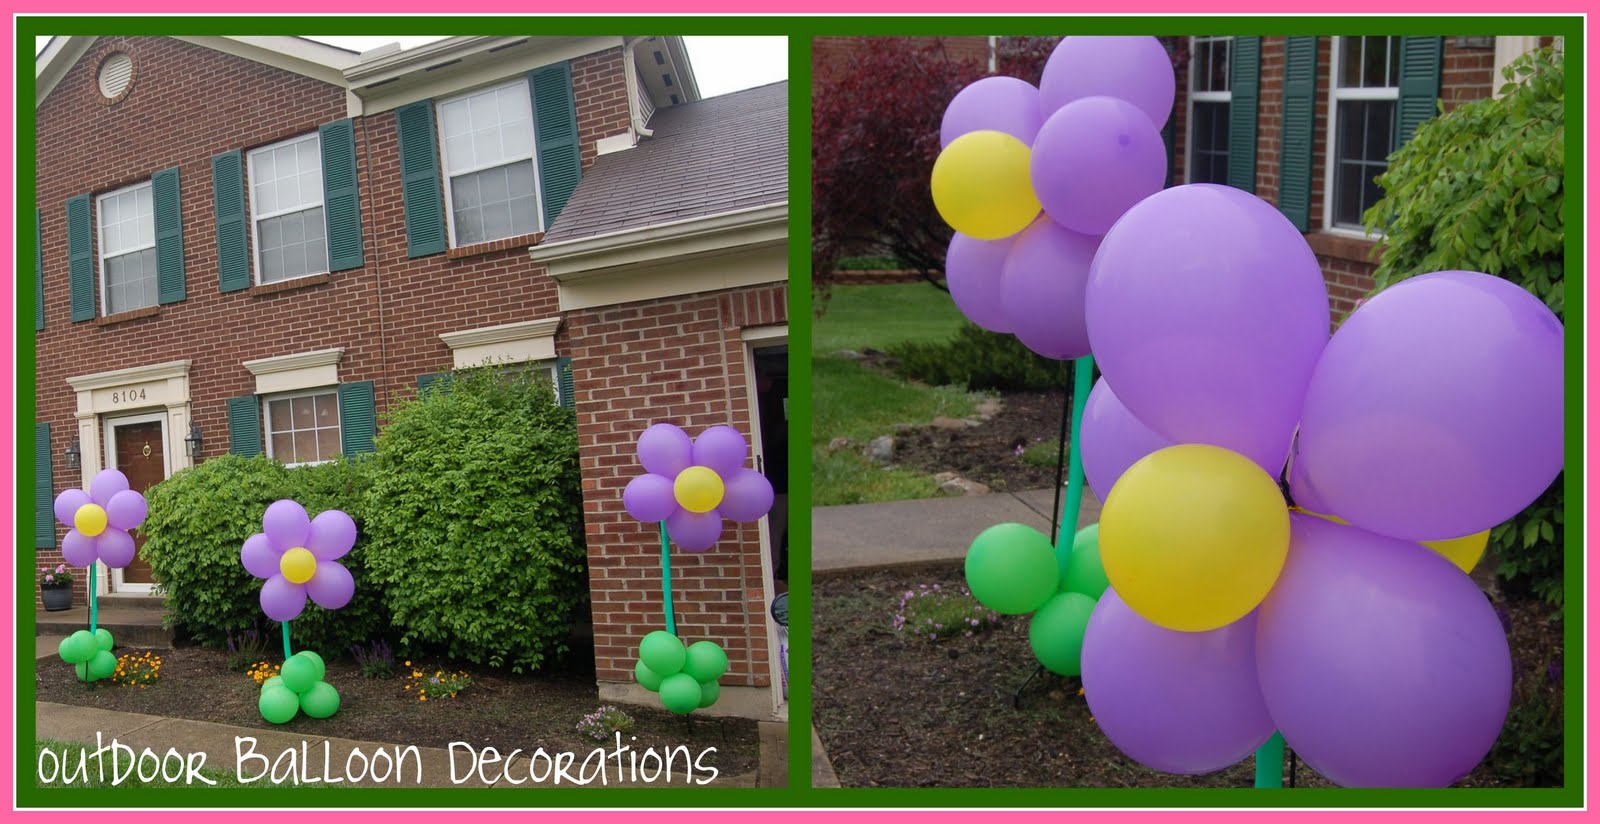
[622,37,654,140]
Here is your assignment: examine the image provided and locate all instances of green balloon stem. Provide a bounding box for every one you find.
[88,565,98,633]
[282,620,293,660]
[659,520,676,635]
[1254,731,1285,788]
[1056,354,1095,581]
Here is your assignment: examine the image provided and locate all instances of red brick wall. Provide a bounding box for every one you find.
[567,282,787,689]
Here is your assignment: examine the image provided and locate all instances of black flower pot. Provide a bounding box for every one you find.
[41,584,73,612]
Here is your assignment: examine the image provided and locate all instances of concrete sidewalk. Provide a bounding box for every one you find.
[812,486,1102,574]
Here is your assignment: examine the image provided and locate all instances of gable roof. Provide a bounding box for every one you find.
[35,36,358,107]
[542,80,788,244]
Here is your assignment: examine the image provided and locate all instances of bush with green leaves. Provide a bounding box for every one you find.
[888,322,1073,391]
[361,367,587,673]
[1363,46,1566,609]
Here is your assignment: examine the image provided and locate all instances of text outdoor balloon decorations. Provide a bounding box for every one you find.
[939,36,1564,788]
[54,469,147,682]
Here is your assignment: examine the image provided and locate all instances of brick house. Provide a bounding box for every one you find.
[31,35,789,719]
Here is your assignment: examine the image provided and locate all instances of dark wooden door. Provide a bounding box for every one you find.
[111,420,163,585]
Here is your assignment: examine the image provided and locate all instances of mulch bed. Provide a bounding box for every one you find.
[814,562,1562,789]
[37,644,758,776]
[894,389,1073,493]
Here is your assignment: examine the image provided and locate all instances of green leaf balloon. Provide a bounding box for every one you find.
[635,659,664,692]
[1028,591,1097,676]
[965,522,1060,615]
[87,650,117,681]
[94,628,115,652]
[259,685,301,724]
[697,679,721,709]
[281,654,322,694]
[300,681,341,719]
[682,641,729,683]
[1062,524,1110,599]
[639,630,687,676]
[658,673,702,715]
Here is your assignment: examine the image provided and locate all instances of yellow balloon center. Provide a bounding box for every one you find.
[930,130,1041,241]
[673,466,725,514]
[1421,531,1490,574]
[280,548,318,585]
[75,504,108,538]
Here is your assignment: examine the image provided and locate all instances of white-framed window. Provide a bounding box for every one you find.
[96,181,158,315]
[437,78,543,247]
[247,133,329,284]
[264,388,341,466]
[1325,36,1401,232]
[1186,36,1232,185]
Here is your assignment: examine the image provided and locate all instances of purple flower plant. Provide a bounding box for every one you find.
[241,500,356,622]
[54,469,147,569]
[621,423,775,551]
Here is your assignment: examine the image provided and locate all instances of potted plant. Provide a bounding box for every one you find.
[38,565,74,612]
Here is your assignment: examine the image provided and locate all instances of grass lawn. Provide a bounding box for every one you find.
[813,282,968,354]
[35,739,252,788]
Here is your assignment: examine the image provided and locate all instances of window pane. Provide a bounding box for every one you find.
[506,160,535,199]
[292,396,316,428]
[305,239,329,275]
[1339,36,1361,87]
[271,432,294,460]
[269,398,291,427]
[498,84,529,123]
[256,182,277,215]
[454,173,481,208]
[103,223,121,254]
[441,98,470,137]
[136,185,152,216]
[262,248,284,281]
[282,241,307,279]
[509,195,538,236]
[480,165,510,204]
[473,127,501,167]
[445,135,473,169]
[298,138,320,172]
[456,206,485,245]
[1388,37,1401,87]
[294,431,318,462]
[1210,40,1230,92]
[1362,36,1389,87]
[102,194,118,224]
[317,427,342,460]
[315,393,338,425]
[469,91,499,130]
[1338,100,1365,161]
[1365,101,1395,161]
[283,211,305,244]
[1335,162,1364,226]
[501,117,534,156]
[482,202,512,242]
[256,150,275,182]
[304,207,326,240]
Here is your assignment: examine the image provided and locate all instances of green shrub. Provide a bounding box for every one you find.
[888,322,1073,391]
[1364,47,1566,610]
[1486,680,1564,787]
[362,367,587,673]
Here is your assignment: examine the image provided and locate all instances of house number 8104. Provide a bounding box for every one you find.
[110,388,147,404]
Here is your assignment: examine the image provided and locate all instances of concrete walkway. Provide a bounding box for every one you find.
[813,485,1102,574]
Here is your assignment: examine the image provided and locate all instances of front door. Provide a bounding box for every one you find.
[743,332,789,709]
[105,413,167,592]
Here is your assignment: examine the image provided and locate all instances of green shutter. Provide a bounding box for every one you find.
[212,150,250,292]
[152,166,186,304]
[338,381,377,455]
[396,101,446,257]
[1396,36,1445,148]
[529,62,583,227]
[34,208,44,331]
[556,356,576,411]
[35,423,55,548]
[1278,36,1319,232]
[417,371,454,396]
[227,395,262,456]
[66,195,94,321]
[319,119,365,271]
[1227,37,1261,193]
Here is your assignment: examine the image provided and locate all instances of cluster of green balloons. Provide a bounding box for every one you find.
[964,522,1109,677]
[633,631,727,715]
[259,650,340,724]
[58,628,117,682]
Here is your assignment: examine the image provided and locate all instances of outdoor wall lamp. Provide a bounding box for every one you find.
[64,438,81,471]
[185,423,203,459]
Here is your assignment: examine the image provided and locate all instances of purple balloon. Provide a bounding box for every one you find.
[262,499,311,553]
[1086,184,1329,476]
[945,233,1015,333]
[306,562,355,611]
[717,468,774,522]
[97,529,137,569]
[1039,36,1176,128]
[260,575,308,622]
[105,489,148,531]
[1083,590,1274,775]
[1030,96,1167,236]
[666,509,723,552]
[999,218,1098,360]
[1294,271,1564,540]
[54,489,91,525]
[307,509,357,561]
[1285,433,1333,515]
[89,469,130,506]
[61,530,98,567]
[637,423,693,478]
[940,75,1044,148]
[1080,378,1174,502]
[624,474,679,523]
[240,533,280,580]
[692,426,748,477]
[1257,515,1511,787]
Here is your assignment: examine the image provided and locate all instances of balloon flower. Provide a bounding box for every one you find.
[634,631,728,715]
[55,468,147,568]
[258,651,341,724]
[622,423,774,551]
[242,500,356,622]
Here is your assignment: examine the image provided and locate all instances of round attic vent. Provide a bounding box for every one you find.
[98,52,134,100]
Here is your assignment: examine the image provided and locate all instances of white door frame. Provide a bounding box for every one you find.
[740,324,788,714]
[101,410,170,594]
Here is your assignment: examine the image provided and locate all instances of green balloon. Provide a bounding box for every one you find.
[965,522,1060,615]
[639,631,686,676]
[658,673,702,715]
[300,681,341,719]
[59,630,96,664]
[88,650,117,681]
[1062,524,1110,599]
[1028,592,1097,676]
[95,628,115,652]
[259,685,301,724]
[280,654,321,694]
[635,659,664,692]
[697,679,721,709]
[298,650,325,670]
[262,675,283,691]
[682,641,729,683]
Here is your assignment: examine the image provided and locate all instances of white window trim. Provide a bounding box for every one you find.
[242,347,344,395]
[263,387,341,468]
[96,180,156,317]
[1322,36,1401,237]
[246,132,330,286]
[436,76,546,248]
[1184,36,1233,185]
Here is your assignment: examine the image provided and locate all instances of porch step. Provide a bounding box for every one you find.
[97,593,166,614]
[36,605,173,649]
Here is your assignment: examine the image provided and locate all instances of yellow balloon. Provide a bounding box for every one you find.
[673,466,725,514]
[1421,531,1489,574]
[1100,444,1290,632]
[75,504,108,538]
[280,547,318,585]
[930,130,1041,240]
